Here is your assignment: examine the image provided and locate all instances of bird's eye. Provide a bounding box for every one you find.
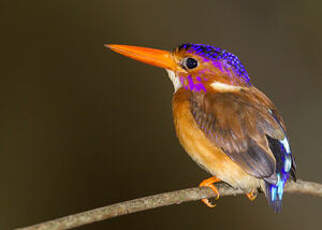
[183,57,198,70]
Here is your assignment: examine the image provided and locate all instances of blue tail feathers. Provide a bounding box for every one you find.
[265,173,288,212]
[265,136,295,212]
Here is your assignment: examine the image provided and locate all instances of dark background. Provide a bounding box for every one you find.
[1,0,322,229]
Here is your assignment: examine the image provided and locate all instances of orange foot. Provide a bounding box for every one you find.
[199,176,221,208]
[246,191,257,201]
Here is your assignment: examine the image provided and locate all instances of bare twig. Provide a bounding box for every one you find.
[15,179,322,230]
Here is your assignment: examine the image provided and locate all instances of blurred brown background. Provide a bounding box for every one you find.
[1,0,322,229]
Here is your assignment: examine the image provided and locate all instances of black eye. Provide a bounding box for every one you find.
[183,57,198,69]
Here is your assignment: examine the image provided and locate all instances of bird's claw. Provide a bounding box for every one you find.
[246,191,257,201]
[199,176,221,208]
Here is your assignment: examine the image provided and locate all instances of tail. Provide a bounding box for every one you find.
[265,135,296,213]
[264,175,287,213]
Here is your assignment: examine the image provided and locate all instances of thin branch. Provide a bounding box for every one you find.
[15,179,322,230]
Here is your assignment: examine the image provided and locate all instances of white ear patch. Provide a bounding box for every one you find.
[166,69,182,92]
[210,81,242,92]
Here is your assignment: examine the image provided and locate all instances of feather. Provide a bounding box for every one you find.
[190,86,296,211]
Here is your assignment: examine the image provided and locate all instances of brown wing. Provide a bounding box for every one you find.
[190,87,286,183]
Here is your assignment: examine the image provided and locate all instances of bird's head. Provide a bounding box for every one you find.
[106,43,251,93]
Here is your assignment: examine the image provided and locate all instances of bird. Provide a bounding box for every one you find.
[106,43,296,212]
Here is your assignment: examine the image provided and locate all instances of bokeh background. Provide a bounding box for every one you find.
[1,0,322,229]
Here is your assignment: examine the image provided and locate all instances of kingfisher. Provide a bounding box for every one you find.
[106,43,296,212]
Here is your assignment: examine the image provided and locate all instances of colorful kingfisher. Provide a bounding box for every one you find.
[106,43,296,212]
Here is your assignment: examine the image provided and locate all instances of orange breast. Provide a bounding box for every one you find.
[172,88,260,191]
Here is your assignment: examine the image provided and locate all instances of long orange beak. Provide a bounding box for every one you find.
[105,44,178,71]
